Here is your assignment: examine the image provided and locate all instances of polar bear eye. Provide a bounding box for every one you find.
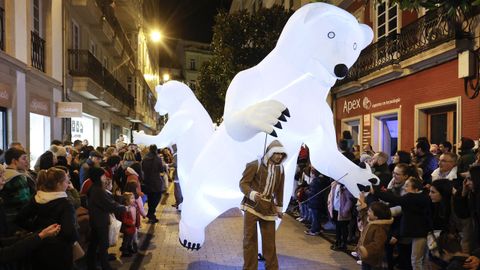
[353,42,358,50]
[327,31,335,39]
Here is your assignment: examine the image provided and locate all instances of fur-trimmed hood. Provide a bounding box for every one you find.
[367,217,394,226]
[35,190,68,204]
[262,140,288,165]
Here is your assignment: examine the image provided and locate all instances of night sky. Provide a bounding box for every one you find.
[153,0,233,43]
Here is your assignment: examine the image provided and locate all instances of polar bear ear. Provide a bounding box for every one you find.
[359,24,374,50]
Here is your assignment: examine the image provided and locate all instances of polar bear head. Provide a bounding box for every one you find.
[275,3,373,81]
[155,80,195,116]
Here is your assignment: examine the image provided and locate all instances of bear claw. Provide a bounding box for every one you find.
[282,108,290,117]
[269,130,278,137]
[274,122,282,129]
[179,238,202,251]
[278,114,287,122]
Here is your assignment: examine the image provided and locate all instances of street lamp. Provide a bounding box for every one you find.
[150,30,162,43]
[163,73,170,82]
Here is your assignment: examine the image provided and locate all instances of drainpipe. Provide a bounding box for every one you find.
[62,0,71,142]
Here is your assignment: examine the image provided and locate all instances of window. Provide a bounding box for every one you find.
[89,40,96,56]
[71,21,79,50]
[376,0,399,40]
[32,0,42,36]
[190,59,196,70]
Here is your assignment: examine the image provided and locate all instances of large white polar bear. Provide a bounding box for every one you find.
[133,80,214,186]
[177,3,378,251]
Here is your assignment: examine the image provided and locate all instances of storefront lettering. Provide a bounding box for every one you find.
[343,98,361,114]
[31,99,48,112]
[371,98,401,109]
[0,89,9,100]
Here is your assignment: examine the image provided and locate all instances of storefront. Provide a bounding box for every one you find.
[71,113,101,147]
[334,59,480,156]
[29,95,51,168]
[0,83,12,150]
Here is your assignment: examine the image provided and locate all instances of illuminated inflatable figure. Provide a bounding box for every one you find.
[133,81,214,190]
[175,3,378,251]
[134,3,376,250]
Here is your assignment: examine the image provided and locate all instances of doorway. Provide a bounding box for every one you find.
[372,109,401,157]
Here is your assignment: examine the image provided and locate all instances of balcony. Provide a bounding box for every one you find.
[335,9,459,90]
[68,49,134,110]
[0,7,4,51]
[31,31,45,72]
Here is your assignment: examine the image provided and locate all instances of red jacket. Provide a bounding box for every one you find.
[120,206,136,235]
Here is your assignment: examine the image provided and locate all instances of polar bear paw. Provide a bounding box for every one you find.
[178,220,205,251]
[242,100,290,137]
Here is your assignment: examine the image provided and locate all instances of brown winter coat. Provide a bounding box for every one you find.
[239,140,286,221]
[357,217,394,267]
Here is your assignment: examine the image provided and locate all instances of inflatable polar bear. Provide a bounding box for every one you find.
[133,81,214,188]
[138,3,378,251]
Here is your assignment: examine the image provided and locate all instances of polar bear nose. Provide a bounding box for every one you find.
[334,64,348,78]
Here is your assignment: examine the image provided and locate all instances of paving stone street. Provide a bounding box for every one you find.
[109,191,360,270]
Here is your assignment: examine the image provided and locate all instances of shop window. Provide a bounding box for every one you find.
[29,112,50,169]
[341,118,361,147]
[71,113,100,147]
[371,110,400,157]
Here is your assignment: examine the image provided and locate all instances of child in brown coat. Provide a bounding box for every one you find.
[357,198,393,270]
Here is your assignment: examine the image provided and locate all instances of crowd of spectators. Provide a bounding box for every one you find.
[0,137,178,270]
[290,132,480,270]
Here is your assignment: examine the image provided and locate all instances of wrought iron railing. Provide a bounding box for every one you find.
[68,49,135,109]
[0,7,4,51]
[337,9,457,86]
[31,31,45,72]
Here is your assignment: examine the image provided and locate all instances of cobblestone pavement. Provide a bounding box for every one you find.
[110,192,359,270]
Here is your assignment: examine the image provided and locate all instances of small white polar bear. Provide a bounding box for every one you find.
[132,80,214,187]
[177,3,378,251]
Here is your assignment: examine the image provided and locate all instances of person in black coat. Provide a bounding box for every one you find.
[303,170,329,235]
[141,144,166,223]
[16,167,79,270]
[86,167,126,270]
[371,177,431,270]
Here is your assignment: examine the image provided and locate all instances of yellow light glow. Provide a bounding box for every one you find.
[150,31,162,43]
[163,73,170,82]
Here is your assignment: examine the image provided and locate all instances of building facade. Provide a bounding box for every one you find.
[0,0,160,166]
[0,0,63,165]
[332,0,480,156]
[65,0,159,147]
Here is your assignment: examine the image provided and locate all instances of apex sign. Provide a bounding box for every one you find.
[343,98,361,114]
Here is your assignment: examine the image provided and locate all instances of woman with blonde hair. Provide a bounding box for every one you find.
[17,167,78,270]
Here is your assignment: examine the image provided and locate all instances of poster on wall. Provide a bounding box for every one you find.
[362,114,371,146]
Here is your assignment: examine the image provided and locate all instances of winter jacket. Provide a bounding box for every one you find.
[457,150,476,174]
[87,183,125,228]
[357,217,394,267]
[240,140,287,221]
[141,152,166,193]
[416,152,438,184]
[120,206,136,235]
[306,176,330,209]
[328,181,354,221]
[374,188,431,238]
[125,167,144,197]
[373,163,392,188]
[16,191,78,270]
[0,168,33,226]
